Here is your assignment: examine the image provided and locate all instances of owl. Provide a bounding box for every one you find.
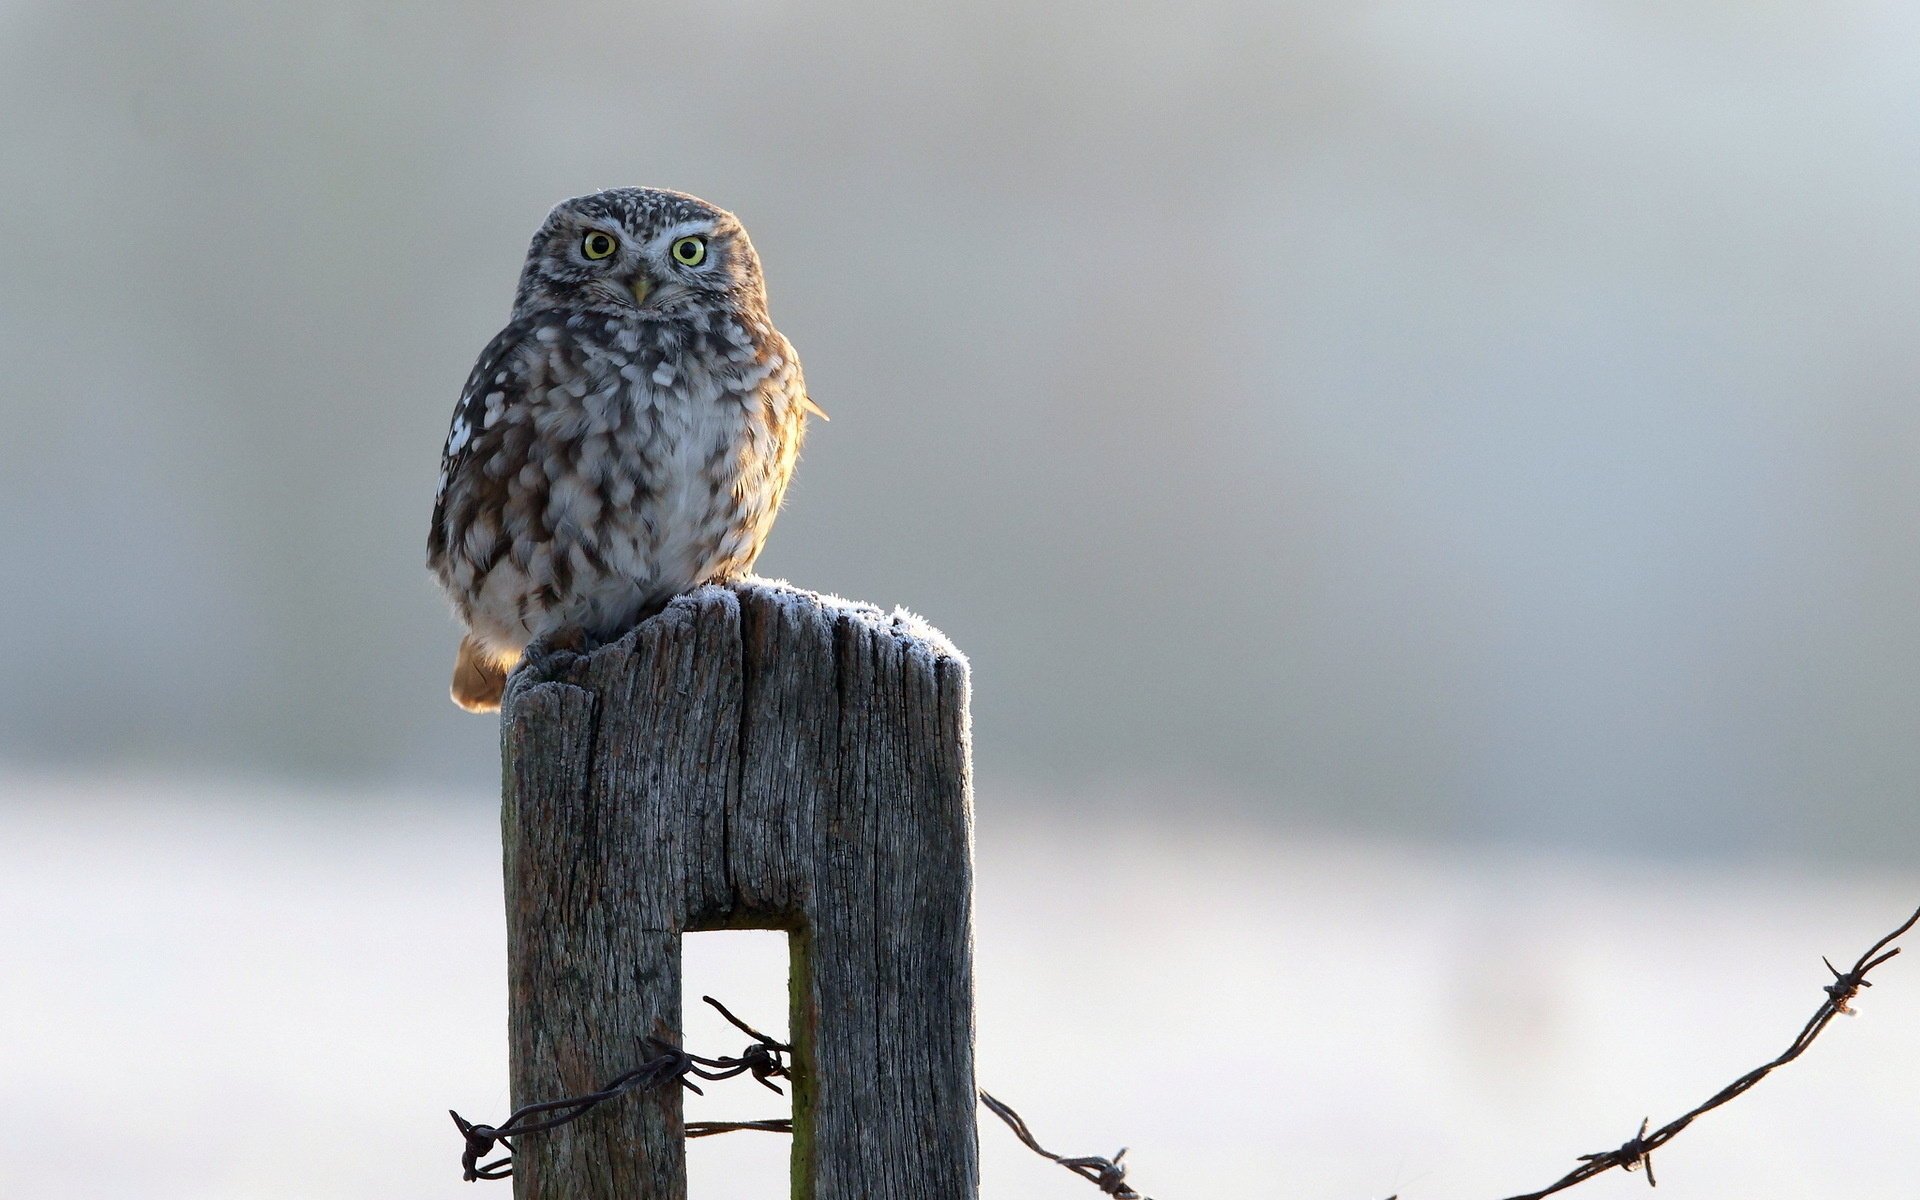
[427,187,820,712]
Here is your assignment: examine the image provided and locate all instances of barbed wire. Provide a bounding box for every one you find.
[981,1089,1149,1199]
[449,997,1155,1194]
[451,902,1919,1198]
[450,995,791,1181]
[1498,900,1920,1200]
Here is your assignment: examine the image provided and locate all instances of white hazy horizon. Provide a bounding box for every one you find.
[3,770,1916,1199]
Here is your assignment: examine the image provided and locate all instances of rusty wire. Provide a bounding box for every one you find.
[1498,900,1920,1200]
[452,903,1920,1199]
[449,995,791,1181]
[980,1089,1150,1199]
[449,995,1159,1194]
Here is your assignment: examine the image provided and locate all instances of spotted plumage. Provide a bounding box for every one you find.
[428,187,816,711]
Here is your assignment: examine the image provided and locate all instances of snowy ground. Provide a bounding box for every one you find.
[2,772,1917,1200]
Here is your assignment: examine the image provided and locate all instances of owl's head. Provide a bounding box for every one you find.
[510,188,767,320]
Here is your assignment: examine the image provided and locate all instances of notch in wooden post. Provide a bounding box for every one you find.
[500,580,978,1200]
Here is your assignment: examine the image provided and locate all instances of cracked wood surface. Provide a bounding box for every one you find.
[500,579,978,1199]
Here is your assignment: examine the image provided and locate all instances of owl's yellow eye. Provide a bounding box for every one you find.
[581,231,618,260]
[670,236,707,267]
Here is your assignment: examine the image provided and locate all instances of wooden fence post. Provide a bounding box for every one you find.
[498,579,979,1200]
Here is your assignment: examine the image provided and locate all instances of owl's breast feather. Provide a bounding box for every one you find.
[434,308,801,651]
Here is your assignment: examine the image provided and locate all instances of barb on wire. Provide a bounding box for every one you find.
[448,995,792,1182]
[1498,901,1920,1200]
[981,1089,1151,1199]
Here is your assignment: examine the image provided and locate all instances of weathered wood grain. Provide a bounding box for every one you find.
[501,579,978,1200]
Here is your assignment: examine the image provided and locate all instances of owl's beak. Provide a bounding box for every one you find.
[629,275,652,307]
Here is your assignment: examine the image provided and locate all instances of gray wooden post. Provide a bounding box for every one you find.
[499,579,978,1200]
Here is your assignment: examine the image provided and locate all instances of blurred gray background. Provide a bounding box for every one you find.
[8,2,1920,859]
[8,5,1920,1199]
[5,1,1920,857]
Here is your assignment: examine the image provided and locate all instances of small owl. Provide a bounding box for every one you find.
[428,187,819,712]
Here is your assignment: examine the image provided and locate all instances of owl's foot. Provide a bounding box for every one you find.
[450,635,514,714]
[522,626,592,665]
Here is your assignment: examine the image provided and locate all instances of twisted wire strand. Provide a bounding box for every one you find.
[451,903,1920,1199]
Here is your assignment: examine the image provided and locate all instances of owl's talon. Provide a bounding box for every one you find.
[522,627,605,678]
[548,627,589,654]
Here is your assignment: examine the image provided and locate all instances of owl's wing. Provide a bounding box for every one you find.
[427,317,544,569]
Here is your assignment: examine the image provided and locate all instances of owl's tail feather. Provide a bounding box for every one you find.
[450,635,515,714]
